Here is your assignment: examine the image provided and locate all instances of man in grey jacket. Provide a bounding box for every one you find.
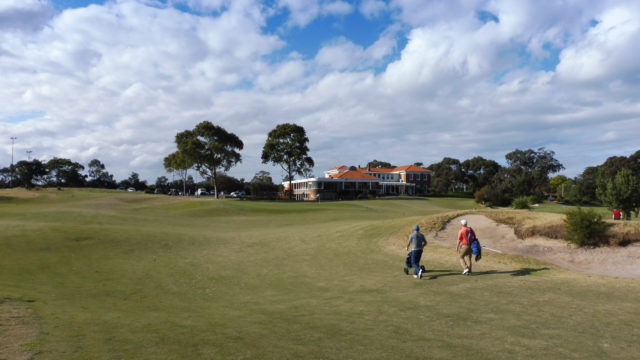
[404,225,427,279]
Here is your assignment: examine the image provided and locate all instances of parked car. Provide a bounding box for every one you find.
[229,190,246,198]
[154,188,163,194]
[167,189,179,196]
[127,187,135,192]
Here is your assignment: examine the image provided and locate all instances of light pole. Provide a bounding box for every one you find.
[26,150,32,160]
[10,137,17,187]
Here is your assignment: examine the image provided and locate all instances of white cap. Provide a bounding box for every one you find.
[460,219,467,226]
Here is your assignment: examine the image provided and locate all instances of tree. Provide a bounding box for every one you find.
[87,159,117,188]
[597,156,631,181]
[461,156,501,193]
[155,176,168,187]
[46,157,86,187]
[598,168,640,219]
[573,166,599,203]
[175,121,243,198]
[428,157,463,194]
[164,151,193,196]
[504,148,564,197]
[549,175,569,193]
[0,167,11,188]
[475,168,513,206]
[119,172,147,191]
[250,170,279,197]
[367,160,394,168]
[261,123,314,200]
[13,159,48,189]
[210,173,244,194]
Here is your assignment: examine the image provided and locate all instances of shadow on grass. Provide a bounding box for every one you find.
[424,267,550,280]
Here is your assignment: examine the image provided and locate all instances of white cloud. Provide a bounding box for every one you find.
[321,1,352,16]
[2,0,640,183]
[556,4,640,83]
[277,0,320,27]
[359,0,387,19]
[0,0,54,32]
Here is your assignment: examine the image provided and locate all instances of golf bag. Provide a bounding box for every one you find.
[468,227,482,262]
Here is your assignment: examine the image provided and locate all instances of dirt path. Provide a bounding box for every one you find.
[430,214,640,279]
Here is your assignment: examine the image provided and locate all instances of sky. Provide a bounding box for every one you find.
[1,0,639,184]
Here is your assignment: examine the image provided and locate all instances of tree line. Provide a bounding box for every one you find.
[2,121,638,214]
[0,121,314,200]
[422,148,640,218]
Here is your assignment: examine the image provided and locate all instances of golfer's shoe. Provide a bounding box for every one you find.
[403,267,409,275]
[418,269,423,279]
[462,268,469,275]
[413,275,418,278]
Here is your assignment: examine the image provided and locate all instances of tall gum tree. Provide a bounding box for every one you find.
[175,121,243,198]
[261,123,314,200]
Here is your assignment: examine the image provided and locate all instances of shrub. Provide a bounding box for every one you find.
[564,207,610,247]
[512,196,530,209]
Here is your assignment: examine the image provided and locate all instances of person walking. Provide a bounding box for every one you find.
[457,219,475,275]
[613,209,622,220]
[404,225,427,279]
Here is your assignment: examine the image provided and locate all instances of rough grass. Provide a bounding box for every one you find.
[1,189,640,359]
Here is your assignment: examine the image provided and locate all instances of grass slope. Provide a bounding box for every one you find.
[1,189,639,359]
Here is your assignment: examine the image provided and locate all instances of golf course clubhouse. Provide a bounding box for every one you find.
[283,165,432,201]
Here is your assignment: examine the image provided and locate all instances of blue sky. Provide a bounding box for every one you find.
[1,0,639,183]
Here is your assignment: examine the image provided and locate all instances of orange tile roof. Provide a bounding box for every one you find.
[330,164,432,174]
[358,167,395,173]
[393,165,432,172]
[329,170,379,180]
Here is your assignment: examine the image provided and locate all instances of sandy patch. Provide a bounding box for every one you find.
[430,214,640,279]
[0,301,39,360]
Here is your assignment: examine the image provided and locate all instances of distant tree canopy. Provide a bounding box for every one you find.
[461,156,501,193]
[46,157,86,187]
[87,159,117,189]
[504,148,564,197]
[118,172,147,191]
[250,170,279,197]
[175,121,243,198]
[13,159,48,189]
[367,160,394,168]
[428,157,463,194]
[164,150,193,196]
[597,168,640,219]
[261,123,314,200]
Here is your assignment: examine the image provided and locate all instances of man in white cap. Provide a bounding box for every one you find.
[456,219,475,275]
[405,225,427,279]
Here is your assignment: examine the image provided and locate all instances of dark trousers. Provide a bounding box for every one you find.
[405,249,423,275]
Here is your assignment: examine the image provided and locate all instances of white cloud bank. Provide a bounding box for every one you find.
[1,0,639,183]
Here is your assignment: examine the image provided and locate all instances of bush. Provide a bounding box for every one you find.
[564,207,610,247]
[527,195,540,204]
[512,196,530,209]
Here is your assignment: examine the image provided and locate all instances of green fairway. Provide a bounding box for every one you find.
[1,189,639,359]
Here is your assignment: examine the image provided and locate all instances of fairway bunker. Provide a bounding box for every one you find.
[431,214,640,279]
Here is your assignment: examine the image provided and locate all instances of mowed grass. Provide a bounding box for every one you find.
[1,189,639,359]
